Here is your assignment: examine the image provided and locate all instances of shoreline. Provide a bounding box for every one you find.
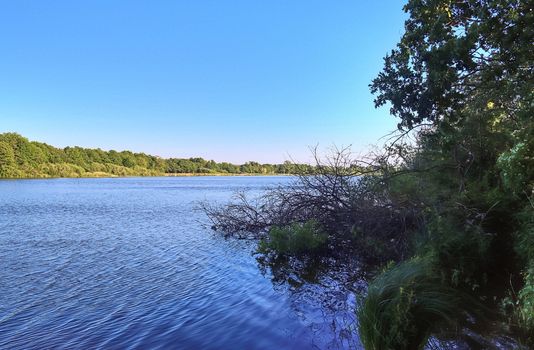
[0,173,294,180]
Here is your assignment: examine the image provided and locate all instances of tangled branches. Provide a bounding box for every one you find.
[201,146,423,261]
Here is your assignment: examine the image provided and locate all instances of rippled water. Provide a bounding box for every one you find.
[0,177,359,350]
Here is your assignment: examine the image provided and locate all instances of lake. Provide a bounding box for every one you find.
[0,177,359,350]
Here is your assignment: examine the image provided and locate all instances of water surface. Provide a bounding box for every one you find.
[0,177,357,349]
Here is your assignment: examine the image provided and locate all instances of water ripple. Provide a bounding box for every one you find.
[0,177,356,349]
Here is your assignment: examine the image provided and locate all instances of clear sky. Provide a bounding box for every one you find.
[0,1,407,164]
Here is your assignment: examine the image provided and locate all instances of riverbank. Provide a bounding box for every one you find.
[0,172,293,180]
[164,172,291,177]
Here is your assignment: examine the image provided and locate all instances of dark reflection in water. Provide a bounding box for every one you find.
[256,254,368,350]
[0,177,362,350]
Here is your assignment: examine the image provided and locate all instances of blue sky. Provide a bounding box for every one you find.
[0,1,407,163]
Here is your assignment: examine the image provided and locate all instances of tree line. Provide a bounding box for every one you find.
[0,133,307,178]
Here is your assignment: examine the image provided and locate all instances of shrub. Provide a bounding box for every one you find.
[257,220,327,256]
[515,206,534,266]
[0,165,23,178]
[427,218,492,291]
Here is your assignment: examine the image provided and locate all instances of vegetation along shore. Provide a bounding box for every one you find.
[0,132,313,179]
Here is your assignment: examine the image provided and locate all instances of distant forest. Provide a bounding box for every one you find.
[0,133,306,178]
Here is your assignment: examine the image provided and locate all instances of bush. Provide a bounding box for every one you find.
[515,207,534,266]
[0,165,23,178]
[257,220,327,256]
[427,216,492,290]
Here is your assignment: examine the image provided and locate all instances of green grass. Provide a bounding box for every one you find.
[358,259,467,350]
[257,220,328,256]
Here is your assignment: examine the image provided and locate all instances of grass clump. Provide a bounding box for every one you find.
[257,220,328,257]
[358,259,468,350]
[516,265,534,346]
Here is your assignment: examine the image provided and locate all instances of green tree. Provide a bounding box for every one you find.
[0,141,15,167]
[0,141,19,178]
[120,151,137,168]
[371,0,532,131]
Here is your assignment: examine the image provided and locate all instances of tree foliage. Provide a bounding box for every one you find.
[371,0,533,130]
[0,132,301,178]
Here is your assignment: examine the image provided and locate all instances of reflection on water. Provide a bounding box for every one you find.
[257,255,367,350]
[0,177,363,350]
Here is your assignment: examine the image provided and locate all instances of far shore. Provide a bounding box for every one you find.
[0,173,294,180]
[164,172,291,177]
